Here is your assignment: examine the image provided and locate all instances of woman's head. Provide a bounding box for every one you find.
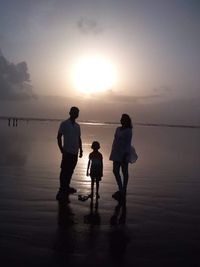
[120,114,132,128]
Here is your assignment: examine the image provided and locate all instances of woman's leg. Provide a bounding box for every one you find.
[122,162,129,195]
[113,161,123,192]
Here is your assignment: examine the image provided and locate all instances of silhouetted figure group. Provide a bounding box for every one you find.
[8,118,18,127]
[56,106,138,205]
[55,108,136,264]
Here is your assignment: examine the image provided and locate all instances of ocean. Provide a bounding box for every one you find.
[0,119,199,266]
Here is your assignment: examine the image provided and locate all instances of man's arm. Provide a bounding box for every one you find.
[57,133,63,154]
[79,136,83,158]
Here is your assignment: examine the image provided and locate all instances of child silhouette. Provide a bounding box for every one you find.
[86,141,103,199]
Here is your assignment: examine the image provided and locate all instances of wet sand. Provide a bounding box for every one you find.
[0,121,200,266]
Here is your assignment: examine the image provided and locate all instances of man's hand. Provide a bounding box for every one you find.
[79,150,83,158]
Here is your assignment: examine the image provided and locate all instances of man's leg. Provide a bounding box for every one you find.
[56,168,69,200]
[59,168,69,193]
[66,153,78,190]
[57,153,78,198]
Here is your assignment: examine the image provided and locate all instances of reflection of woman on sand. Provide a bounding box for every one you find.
[109,114,133,199]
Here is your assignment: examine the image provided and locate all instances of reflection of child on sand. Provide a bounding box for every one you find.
[86,141,103,199]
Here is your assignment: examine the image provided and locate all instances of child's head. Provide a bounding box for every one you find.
[91,141,100,151]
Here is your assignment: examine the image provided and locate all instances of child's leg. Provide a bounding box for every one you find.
[96,180,100,198]
[91,178,94,197]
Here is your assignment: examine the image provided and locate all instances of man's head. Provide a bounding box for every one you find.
[69,106,79,120]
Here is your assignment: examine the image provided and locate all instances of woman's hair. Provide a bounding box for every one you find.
[121,113,133,129]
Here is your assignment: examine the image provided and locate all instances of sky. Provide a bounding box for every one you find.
[0,0,200,124]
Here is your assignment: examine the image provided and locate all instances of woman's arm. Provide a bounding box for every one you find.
[124,129,132,150]
[122,129,132,162]
[100,155,103,177]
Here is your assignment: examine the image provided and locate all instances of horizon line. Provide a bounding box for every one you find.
[0,116,199,129]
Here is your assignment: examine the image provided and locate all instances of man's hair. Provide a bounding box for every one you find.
[70,106,79,113]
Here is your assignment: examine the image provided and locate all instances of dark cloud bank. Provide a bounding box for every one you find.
[0,50,36,100]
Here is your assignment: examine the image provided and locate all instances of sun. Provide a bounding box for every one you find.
[71,56,116,94]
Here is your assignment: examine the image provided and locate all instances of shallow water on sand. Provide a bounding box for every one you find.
[0,120,200,266]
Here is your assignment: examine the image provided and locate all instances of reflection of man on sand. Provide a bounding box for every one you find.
[56,106,83,201]
[55,201,75,254]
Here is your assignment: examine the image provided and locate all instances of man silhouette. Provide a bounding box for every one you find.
[56,106,83,201]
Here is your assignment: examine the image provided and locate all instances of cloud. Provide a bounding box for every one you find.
[153,86,172,93]
[88,90,162,103]
[0,50,36,101]
[77,18,103,35]
[107,92,161,103]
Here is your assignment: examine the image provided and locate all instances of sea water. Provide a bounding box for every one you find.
[0,119,200,266]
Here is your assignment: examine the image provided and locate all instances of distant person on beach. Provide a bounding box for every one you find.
[86,141,103,199]
[109,114,133,200]
[56,106,83,201]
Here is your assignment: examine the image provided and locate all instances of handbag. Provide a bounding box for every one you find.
[129,145,138,163]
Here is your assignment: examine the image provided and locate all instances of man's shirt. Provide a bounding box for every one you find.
[58,119,81,155]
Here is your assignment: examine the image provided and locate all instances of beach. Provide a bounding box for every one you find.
[0,120,200,266]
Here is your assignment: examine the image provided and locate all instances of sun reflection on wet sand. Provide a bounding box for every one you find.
[0,120,200,266]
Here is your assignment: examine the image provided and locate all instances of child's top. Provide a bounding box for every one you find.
[88,151,103,178]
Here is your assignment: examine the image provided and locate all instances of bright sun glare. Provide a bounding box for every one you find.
[71,56,116,94]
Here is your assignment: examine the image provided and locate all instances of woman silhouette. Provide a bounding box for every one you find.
[109,114,133,199]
